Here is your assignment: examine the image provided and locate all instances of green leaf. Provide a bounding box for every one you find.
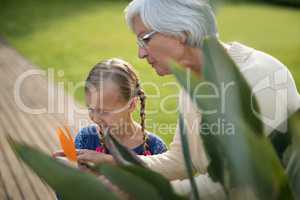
[178,113,201,200]
[170,61,225,185]
[286,151,300,199]
[104,129,146,167]
[202,36,263,136]
[121,166,187,200]
[170,36,294,199]
[7,137,120,200]
[286,110,300,199]
[100,164,161,200]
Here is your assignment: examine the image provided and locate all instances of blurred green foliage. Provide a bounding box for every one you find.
[225,0,300,7]
[0,0,299,145]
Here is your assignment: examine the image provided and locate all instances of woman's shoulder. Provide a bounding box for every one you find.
[226,41,286,71]
[146,132,168,154]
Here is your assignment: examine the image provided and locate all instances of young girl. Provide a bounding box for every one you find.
[74,58,167,166]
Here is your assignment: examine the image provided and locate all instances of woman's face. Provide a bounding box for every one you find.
[132,15,186,76]
[85,80,134,133]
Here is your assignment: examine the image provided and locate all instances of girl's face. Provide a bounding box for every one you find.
[85,80,136,133]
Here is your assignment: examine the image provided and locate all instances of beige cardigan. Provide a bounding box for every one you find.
[139,42,300,199]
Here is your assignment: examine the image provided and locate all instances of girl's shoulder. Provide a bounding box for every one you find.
[75,125,100,150]
[77,125,99,136]
[146,132,168,154]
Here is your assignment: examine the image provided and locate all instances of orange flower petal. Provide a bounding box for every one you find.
[56,127,77,162]
[63,124,72,140]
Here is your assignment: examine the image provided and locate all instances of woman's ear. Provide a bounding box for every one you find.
[128,97,138,112]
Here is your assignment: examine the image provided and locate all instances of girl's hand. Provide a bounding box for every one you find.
[51,149,82,157]
[51,150,66,158]
[77,149,116,166]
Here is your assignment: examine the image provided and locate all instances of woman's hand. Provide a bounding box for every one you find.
[52,149,116,166]
[77,149,116,166]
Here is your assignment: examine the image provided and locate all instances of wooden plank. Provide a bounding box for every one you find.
[0,97,24,200]
[0,132,27,200]
[1,61,58,151]
[0,118,39,200]
[0,38,88,200]
[0,86,52,199]
[0,85,46,150]
[0,47,63,200]
[0,146,11,200]
[0,92,55,200]
[0,44,77,151]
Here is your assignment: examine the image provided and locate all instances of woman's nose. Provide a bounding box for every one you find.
[138,47,148,59]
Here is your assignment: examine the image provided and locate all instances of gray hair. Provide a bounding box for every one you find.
[124,0,218,48]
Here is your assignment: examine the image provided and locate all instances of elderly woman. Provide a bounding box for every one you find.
[123,0,300,198]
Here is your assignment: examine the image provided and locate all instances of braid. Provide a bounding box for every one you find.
[136,82,146,133]
[136,82,151,155]
[95,125,107,153]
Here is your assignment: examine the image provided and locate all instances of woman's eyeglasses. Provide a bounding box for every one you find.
[137,30,157,49]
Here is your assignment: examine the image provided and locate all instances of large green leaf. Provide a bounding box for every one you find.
[170,36,294,199]
[104,129,146,167]
[7,137,120,200]
[170,62,225,186]
[121,166,187,200]
[202,36,263,135]
[100,164,161,200]
[178,113,201,200]
[201,37,293,199]
[286,110,300,199]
